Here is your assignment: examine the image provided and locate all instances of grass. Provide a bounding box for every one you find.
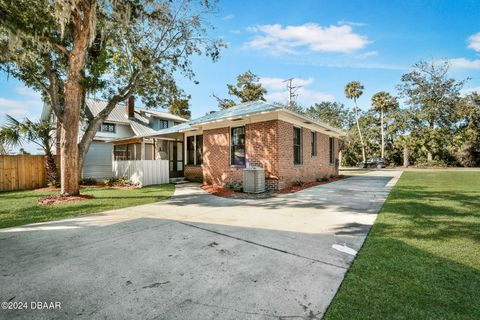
[324,172,480,320]
[0,184,175,229]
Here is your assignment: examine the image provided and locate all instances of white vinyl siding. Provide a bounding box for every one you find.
[83,142,113,179]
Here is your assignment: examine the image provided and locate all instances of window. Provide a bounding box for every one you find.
[293,127,302,165]
[159,120,169,129]
[196,135,203,165]
[113,145,127,160]
[187,136,195,165]
[186,135,203,165]
[329,137,335,164]
[151,119,169,130]
[113,143,150,160]
[231,126,246,166]
[311,131,317,156]
[98,123,116,133]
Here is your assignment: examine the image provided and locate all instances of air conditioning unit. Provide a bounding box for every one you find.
[243,167,265,193]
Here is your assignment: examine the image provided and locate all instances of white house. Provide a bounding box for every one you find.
[41,97,187,179]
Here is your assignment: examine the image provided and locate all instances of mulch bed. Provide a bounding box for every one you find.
[34,186,61,192]
[38,194,93,206]
[35,184,139,192]
[109,185,140,190]
[201,185,278,199]
[280,175,346,193]
[202,175,347,199]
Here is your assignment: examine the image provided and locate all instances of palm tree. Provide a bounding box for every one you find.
[345,81,367,164]
[371,91,399,159]
[0,115,58,184]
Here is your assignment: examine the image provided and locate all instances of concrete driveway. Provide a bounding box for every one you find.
[0,170,401,320]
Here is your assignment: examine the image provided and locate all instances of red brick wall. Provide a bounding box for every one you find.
[277,121,339,189]
[202,127,241,185]
[202,121,280,187]
[185,165,203,182]
[201,119,339,190]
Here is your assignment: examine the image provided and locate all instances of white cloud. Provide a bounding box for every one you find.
[356,50,378,59]
[467,32,480,52]
[0,86,43,120]
[337,20,366,27]
[462,86,480,95]
[449,58,480,69]
[15,86,42,98]
[260,77,314,91]
[244,23,370,54]
[260,76,334,105]
[222,14,235,21]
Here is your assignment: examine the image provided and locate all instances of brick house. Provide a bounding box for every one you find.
[112,101,345,191]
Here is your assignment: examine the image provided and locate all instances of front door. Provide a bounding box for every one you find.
[169,141,184,178]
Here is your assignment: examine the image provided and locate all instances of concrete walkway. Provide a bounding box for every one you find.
[0,170,402,320]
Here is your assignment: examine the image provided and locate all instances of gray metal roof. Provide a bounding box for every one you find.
[86,99,187,124]
[129,101,281,138]
[187,100,281,125]
[111,100,346,142]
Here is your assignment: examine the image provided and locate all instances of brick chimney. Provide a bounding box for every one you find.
[126,95,135,119]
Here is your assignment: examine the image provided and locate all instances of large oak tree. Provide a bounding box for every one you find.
[0,0,223,195]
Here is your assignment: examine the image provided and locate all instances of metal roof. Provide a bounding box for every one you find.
[186,100,281,126]
[86,99,187,124]
[122,101,282,139]
[112,100,346,143]
[85,98,187,136]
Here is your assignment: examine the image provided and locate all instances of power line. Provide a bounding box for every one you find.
[282,78,303,107]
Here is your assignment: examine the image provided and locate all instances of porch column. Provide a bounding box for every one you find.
[141,140,145,160]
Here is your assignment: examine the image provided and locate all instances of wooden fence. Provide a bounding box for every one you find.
[0,155,56,192]
[113,160,169,186]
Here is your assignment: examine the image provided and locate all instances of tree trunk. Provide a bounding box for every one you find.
[380,108,384,159]
[354,99,366,163]
[403,145,410,168]
[60,88,81,195]
[60,1,96,196]
[45,149,59,185]
[427,151,433,162]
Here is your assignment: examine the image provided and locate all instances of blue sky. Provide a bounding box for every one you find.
[1,0,480,153]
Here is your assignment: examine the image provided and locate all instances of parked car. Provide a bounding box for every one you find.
[358,157,387,168]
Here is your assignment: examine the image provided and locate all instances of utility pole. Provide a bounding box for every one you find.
[283,78,302,107]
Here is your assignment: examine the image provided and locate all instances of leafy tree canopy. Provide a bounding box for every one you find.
[0,0,224,194]
[305,101,353,129]
[215,70,267,109]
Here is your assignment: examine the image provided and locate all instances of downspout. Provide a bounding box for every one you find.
[248,118,253,168]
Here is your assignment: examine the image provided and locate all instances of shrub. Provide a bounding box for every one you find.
[48,179,60,187]
[80,177,97,185]
[224,181,242,192]
[317,176,329,182]
[115,177,132,186]
[293,180,305,186]
[102,177,134,187]
[102,177,115,187]
[414,159,448,168]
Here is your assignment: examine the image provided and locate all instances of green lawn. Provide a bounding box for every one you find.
[324,172,480,320]
[0,184,175,229]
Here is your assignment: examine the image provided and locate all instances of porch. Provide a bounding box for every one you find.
[112,133,186,186]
